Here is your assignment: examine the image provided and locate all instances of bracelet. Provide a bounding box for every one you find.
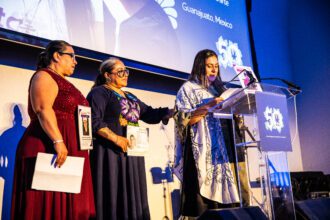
[53,140,64,144]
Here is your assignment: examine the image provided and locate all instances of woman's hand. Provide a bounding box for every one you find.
[53,142,68,168]
[97,127,130,152]
[189,96,224,125]
[115,135,130,152]
[207,96,224,108]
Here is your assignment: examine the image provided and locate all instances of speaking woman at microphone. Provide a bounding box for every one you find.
[174,49,250,218]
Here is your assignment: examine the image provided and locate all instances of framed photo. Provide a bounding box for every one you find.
[234,65,262,93]
[126,125,149,156]
[77,105,93,150]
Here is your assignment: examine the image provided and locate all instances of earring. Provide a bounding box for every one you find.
[106,77,112,83]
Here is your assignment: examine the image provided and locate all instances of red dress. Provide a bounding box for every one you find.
[11,69,96,220]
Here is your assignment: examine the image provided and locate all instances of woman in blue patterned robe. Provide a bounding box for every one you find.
[174,49,241,217]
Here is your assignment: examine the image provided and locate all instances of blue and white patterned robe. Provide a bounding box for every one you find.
[174,80,240,204]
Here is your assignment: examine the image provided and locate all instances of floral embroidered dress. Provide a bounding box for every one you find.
[174,81,240,215]
[87,85,169,220]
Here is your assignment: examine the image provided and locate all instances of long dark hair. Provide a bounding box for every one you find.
[36,40,71,70]
[92,57,121,88]
[189,49,225,95]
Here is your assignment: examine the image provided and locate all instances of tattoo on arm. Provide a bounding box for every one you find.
[97,127,117,142]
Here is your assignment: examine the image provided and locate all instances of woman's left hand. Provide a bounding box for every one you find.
[53,142,68,168]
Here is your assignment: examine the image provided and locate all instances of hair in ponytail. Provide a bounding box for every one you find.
[92,57,121,88]
[36,40,71,70]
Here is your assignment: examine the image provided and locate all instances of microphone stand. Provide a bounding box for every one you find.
[223,69,247,88]
[261,77,302,95]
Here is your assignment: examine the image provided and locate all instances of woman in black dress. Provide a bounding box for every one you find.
[87,57,173,220]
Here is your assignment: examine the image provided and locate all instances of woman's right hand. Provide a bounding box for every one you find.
[115,135,130,152]
[53,142,68,168]
[189,97,224,125]
[208,96,224,108]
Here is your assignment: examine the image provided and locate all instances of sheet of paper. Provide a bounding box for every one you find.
[220,88,241,100]
[126,125,150,156]
[31,152,85,194]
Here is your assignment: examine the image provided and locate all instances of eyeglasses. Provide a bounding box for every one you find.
[113,69,130,78]
[58,52,76,60]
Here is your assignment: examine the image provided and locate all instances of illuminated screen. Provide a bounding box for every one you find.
[0,0,253,81]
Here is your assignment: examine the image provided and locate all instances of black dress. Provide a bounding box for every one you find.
[87,86,169,220]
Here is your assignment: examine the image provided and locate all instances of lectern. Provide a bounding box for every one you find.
[212,83,301,220]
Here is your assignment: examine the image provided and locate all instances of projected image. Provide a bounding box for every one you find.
[0,0,253,80]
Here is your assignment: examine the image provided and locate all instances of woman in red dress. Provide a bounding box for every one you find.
[10,40,95,220]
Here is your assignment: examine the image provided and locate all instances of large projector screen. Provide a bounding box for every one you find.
[0,0,253,81]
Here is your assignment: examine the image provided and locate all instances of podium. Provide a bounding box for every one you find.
[211,83,301,220]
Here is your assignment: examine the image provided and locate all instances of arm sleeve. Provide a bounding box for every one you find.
[86,88,109,133]
[174,86,194,135]
[138,98,169,124]
[175,84,196,113]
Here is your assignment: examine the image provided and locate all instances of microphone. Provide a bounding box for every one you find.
[223,68,258,89]
[281,79,301,90]
[245,71,256,87]
[261,77,301,92]
[223,68,250,88]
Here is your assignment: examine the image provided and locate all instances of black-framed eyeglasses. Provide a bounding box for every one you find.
[113,69,130,78]
[58,52,76,60]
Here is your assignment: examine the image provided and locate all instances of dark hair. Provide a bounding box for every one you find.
[92,57,121,88]
[189,49,225,95]
[36,40,71,70]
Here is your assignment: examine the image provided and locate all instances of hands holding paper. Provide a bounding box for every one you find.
[53,142,68,168]
[189,97,224,125]
[115,135,130,153]
[206,97,224,109]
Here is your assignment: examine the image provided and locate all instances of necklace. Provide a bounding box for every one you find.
[104,84,126,98]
